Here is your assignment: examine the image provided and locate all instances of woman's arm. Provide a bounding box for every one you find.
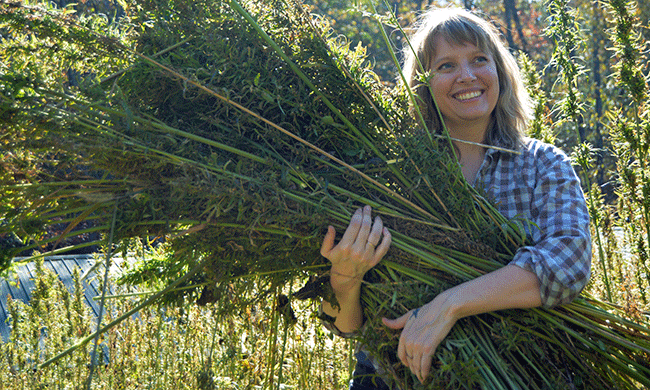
[508,147,592,308]
[320,206,391,334]
[383,264,541,383]
[491,141,592,308]
[320,270,365,334]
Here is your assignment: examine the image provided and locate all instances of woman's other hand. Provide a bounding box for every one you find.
[382,295,458,384]
[319,205,391,334]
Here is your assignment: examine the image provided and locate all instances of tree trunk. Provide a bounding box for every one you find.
[503,0,529,52]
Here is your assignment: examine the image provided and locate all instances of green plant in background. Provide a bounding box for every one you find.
[519,53,555,145]
[1,259,351,389]
[540,0,650,317]
[603,0,650,311]
[1,0,649,389]
[544,0,616,305]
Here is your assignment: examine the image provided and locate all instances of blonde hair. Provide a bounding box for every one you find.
[401,7,531,149]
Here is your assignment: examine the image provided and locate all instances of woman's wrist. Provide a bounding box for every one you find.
[433,288,464,322]
[329,267,364,292]
[321,279,364,333]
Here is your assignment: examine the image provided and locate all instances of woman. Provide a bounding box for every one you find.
[320,7,592,389]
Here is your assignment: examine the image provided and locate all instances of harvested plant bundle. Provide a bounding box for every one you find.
[1,1,649,389]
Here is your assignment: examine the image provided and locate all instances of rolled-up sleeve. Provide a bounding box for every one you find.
[482,140,592,308]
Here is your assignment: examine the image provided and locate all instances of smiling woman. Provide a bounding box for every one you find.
[319,7,592,389]
[427,37,499,146]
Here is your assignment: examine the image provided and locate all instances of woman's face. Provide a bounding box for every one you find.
[428,36,499,136]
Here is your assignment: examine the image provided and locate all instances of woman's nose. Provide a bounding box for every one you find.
[457,65,477,82]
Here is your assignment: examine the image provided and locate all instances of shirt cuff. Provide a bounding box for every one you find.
[509,249,587,309]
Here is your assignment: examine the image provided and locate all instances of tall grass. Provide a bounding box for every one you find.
[1,258,352,389]
[602,0,650,313]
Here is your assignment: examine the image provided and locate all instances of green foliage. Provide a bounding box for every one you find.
[545,0,586,125]
[542,0,650,312]
[1,0,509,291]
[520,52,555,144]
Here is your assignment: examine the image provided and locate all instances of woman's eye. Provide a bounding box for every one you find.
[437,63,454,71]
[475,56,489,63]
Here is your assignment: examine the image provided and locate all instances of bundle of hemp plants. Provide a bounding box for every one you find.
[0,0,649,388]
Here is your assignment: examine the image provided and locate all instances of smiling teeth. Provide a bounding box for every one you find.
[456,91,481,101]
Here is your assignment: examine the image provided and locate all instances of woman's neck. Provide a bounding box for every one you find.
[446,119,489,145]
[453,141,486,183]
[447,123,489,183]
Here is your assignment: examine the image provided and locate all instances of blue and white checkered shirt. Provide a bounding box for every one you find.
[477,138,592,308]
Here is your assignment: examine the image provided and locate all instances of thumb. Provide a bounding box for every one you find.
[382,311,411,330]
[320,226,336,257]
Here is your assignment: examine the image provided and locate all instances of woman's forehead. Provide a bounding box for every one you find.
[431,35,490,56]
[428,20,493,51]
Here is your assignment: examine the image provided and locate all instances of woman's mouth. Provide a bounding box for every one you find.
[454,90,482,101]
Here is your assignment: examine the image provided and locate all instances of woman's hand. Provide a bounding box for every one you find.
[319,205,391,334]
[382,293,458,384]
[320,205,391,291]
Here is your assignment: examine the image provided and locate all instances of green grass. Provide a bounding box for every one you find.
[1,259,353,390]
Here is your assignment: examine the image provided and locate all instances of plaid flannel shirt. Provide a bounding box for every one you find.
[476,138,592,308]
